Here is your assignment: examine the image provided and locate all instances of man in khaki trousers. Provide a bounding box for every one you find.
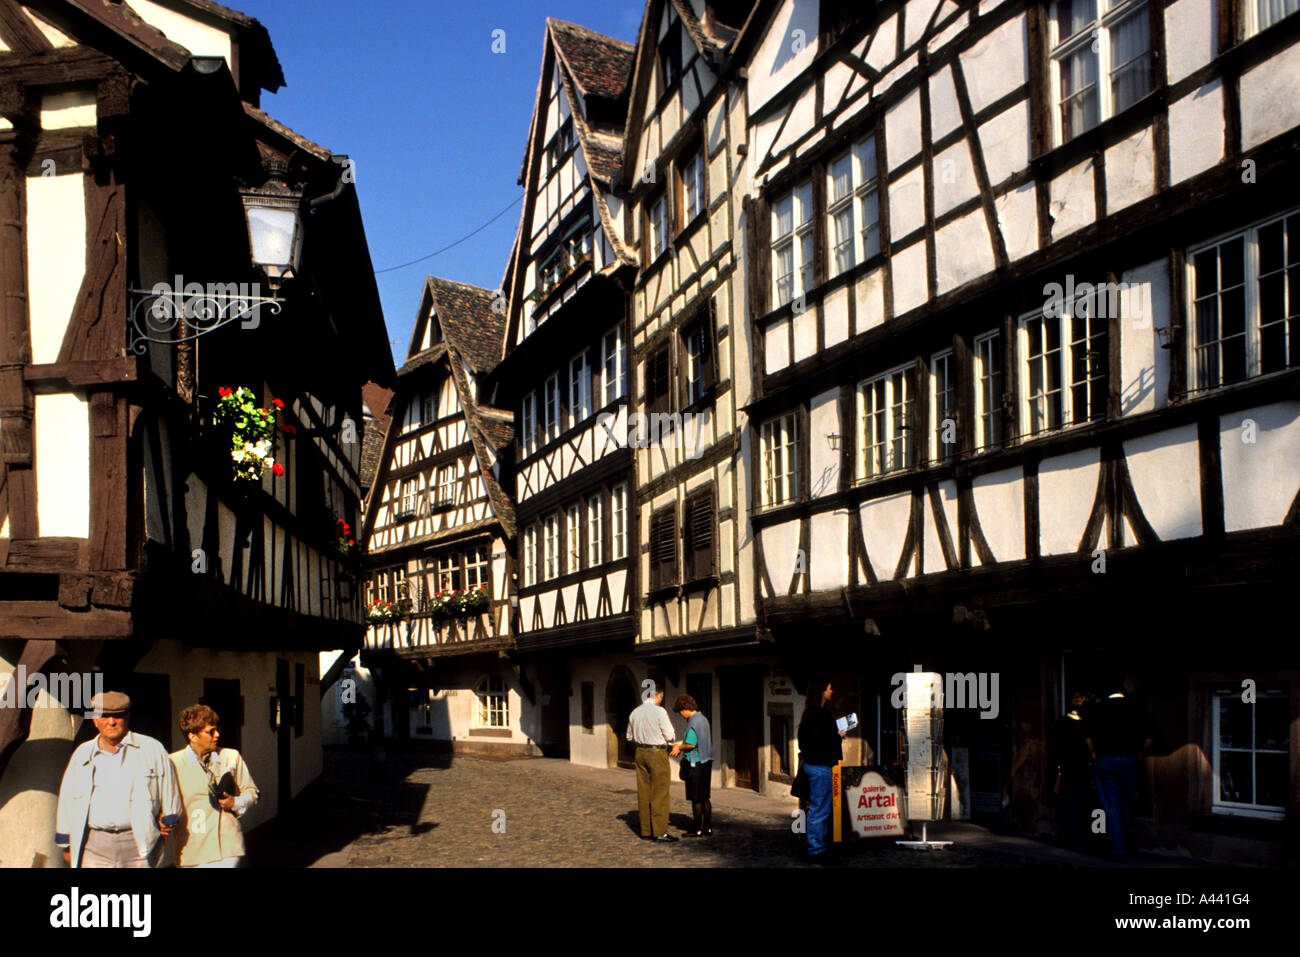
[625,680,677,842]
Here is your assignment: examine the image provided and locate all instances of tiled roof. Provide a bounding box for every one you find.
[548,18,634,100]
[244,102,332,161]
[423,278,504,377]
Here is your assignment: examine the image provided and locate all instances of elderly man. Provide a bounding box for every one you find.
[55,691,183,868]
[171,704,259,868]
[625,680,677,842]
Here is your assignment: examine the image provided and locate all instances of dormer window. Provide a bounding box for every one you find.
[658,28,681,93]
[536,219,592,297]
[549,118,576,172]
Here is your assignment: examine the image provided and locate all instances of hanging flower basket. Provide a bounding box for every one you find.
[457,585,490,614]
[211,386,284,482]
[336,518,361,557]
[365,600,402,623]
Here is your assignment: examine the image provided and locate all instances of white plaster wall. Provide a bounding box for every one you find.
[860,491,912,579]
[922,480,959,574]
[1239,42,1300,152]
[1168,80,1225,185]
[747,0,820,114]
[761,520,802,596]
[1038,448,1101,555]
[905,0,943,49]
[1220,401,1300,532]
[866,14,898,70]
[885,89,924,171]
[1105,126,1156,214]
[979,101,1030,188]
[891,241,929,316]
[929,65,962,140]
[934,209,995,295]
[1049,159,1096,240]
[810,509,849,590]
[854,267,886,335]
[824,284,849,347]
[1119,258,1171,416]
[35,393,89,537]
[995,182,1038,261]
[1124,425,1202,540]
[960,14,1027,115]
[765,318,790,372]
[889,165,926,239]
[1164,0,1216,84]
[933,138,979,217]
[40,89,96,130]
[971,467,1024,562]
[793,305,817,362]
[808,389,840,498]
[129,0,233,65]
[26,9,77,48]
[26,173,86,365]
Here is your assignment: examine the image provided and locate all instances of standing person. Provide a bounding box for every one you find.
[1048,692,1093,849]
[670,694,713,837]
[1084,683,1152,860]
[170,704,259,867]
[55,691,183,868]
[626,680,677,842]
[796,677,846,862]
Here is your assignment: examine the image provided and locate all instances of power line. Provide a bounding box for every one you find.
[374,194,522,275]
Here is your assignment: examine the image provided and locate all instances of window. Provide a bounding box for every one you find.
[827,136,880,275]
[602,325,626,405]
[770,706,794,780]
[436,466,457,508]
[760,413,800,507]
[521,391,537,457]
[682,486,716,582]
[680,150,705,225]
[650,505,678,591]
[1249,0,1300,33]
[397,479,417,518]
[543,374,561,442]
[681,308,716,407]
[475,675,508,729]
[1022,302,1107,436]
[974,331,1005,450]
[552,118,575,167]
[1049,0,1152,143]
[566,503,582,573]
[1189,212,1300,392]
[931,351,956,463]
[569,350,592,427]
[611,483,628,561]
[858,366,914,479]
[645,343,672,416]
[772,180,814,305]
[464,546,489,591]
[375,570,390,604]
[1213,689,1288,816]
[658,26,681,92]
[587,494,603,567]
[422,391,436,426]
[649,194,669,261]
[523,525,538,587]
[436,553,461,592]
[543,513,560,580]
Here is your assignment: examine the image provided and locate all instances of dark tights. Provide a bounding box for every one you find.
[692,800,712,833]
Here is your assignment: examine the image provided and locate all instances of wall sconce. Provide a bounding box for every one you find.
[826,433,841,452]
[335,569,356,604]
[1154,325,1175,350]
[509,581,519,610]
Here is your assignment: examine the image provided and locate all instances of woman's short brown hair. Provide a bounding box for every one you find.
[179,704,220,737]
[672,694,697,713]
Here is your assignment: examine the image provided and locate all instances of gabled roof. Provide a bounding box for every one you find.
[548,18,634,101]
[404,276,505,377]
[139,0,285,92]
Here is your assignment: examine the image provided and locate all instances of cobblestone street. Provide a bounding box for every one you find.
[248,749,1224,868]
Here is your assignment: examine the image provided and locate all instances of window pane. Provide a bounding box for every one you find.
[859,190,881,258]
[1218,697,1251,749]
[829,154,852,203]
[1258,0,1300,30]
[794,182,813,227]
[1257,696,1289,749]
[774,194,793,239]
[1219,749,1252,803]
[1109,9,1151,112]
[1257,753,1288,807]
[1056,0,1098,39]
[1192,248,1218,298]
[1059,47,1099,140]
[832,207,854,274]
[1259,220,1284,275]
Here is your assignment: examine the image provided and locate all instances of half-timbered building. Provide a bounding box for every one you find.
[494,19,641,762]
[0,0,393,867]
[733,0,1299,861]
[359,277,522,752]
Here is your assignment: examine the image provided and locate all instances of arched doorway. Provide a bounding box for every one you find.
[605,666,638,769]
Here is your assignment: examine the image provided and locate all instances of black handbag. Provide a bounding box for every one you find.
[678,759,689,781]
[791,764,809,800]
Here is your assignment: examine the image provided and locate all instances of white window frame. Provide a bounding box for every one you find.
[683,318,711,405]
[566,503,582,573]
[931,350,956,463]
[398,479,417,518]
[772,179,814,306]
[974,330,1005,451]
[1246,0,1300,36]
[523,525,538,587]
[436,465,457,508]
[1048,0,1153,146]
[475,675,509,729]
[602,325,626,405]
[611,483,628,561]
[1018,302,1108,438]
[856,365,914,480]
[521,391,537,457]
[1211,690,1288,819]
[569,350,592,427]
[681,151,705,224]
[760,412,800,508]
[464,546,489,591]
[587,494,603,567]
[1186,209,1300,394]
[543,374,561,442]
[436,553,461,593]
[422,391,436,427]
[543,513,560,580]
[827,136,880,277]
[649,195,668,260]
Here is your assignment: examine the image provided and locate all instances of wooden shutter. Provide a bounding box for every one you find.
[699,302,716,394]
[646,344,671,416]
[650,506,678,590]
[683,487,715,581]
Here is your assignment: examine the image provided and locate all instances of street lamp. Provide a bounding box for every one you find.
[239,187,304,292]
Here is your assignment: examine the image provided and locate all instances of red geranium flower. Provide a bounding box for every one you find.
[348,539,355,546]
[272,463,285,476]
[218,386,231,397]
[272,398,284,409]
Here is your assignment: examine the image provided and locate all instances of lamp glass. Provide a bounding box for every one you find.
[245,205,300,276]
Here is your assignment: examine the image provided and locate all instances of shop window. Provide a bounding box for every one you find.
[1213,689,1289,817]
[475,676,508,729]
[769,705,794,783]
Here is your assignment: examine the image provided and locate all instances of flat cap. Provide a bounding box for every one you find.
[89,691,131,716]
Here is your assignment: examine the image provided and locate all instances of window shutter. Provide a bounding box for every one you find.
[699,306,716,394]
[651,506,677,590]
[684,488,715,580]
[647,345,671,416]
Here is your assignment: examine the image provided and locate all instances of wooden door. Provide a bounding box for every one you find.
[607,675,638,769]
[720,672,762,791]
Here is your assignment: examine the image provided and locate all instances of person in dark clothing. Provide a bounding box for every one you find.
[1048,692,1094,849]
[1084,687,1152,859]
[797,677,846,861]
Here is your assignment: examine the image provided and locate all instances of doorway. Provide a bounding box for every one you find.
[719,669,763,791]
[605,667,638,769]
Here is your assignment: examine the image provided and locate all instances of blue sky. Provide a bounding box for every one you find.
[234,0,644,363]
